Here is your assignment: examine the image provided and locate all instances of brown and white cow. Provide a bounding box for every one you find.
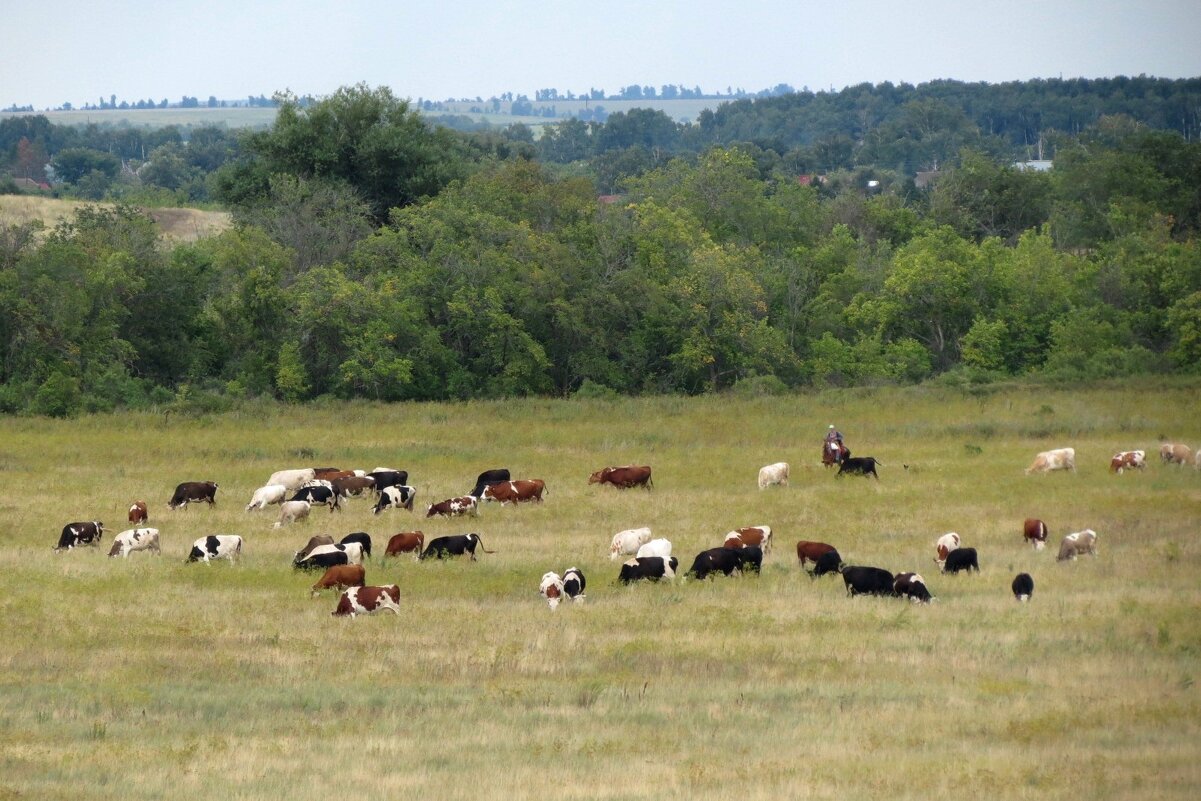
[332,585,401,617]
[539,571,565,609]
[1110,450,1146,474]
[1023,519,1048,550]
[310,564,366,597]
[1057,529,1099,561]
[796,540,838,567]
[127,501,148,524]
[313,468,355,482]
[426,496,479,518]
[481,479,546,505]
[589,465,653,489]
[724,525,773,553]
[108,527,160,558]
[610,527,653,560]
[1161,443,1193,466]
[934,532,961,566]
[384,531,425,559]
[1025,448,1076,475]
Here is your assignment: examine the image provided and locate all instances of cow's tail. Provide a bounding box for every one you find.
[873,458,884,467]
[477,535,496,554]
[646,475,655,490]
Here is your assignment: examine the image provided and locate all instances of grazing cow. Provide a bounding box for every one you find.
[1160,443,1193,466]
[186,535,242,563]
[810,549,844,578]
[469,468,511,499]
[107,527,160,558]
[687,547,747,580]
[562,567,586,601]
[1012,573,1034,602]
[313,469,354,482]
[539,572,565,609]
[384,531,425,559]
[757,462,790,490]
[127,501,148,524]
[295,542,366,570]
[482,479,546,505]
[266,468,316,491]
[796,540,838,568]
[841,566,896,597]
[636,538,673,560]
[724,525,772,553]
[425,495,478,518]
[289,484,340,512]
[55,521,104,551]
[1057,529,1098,561]
[168,481,218,510]
[934,532,961,566]
[332,585,401,617]
[941,547,979,574]
[609,527,653,560]
[589,465,653,489]
[1025,447,1076,475]
[246,484,288,511]
[339,532,372,558]
[1109,450,1146,474]
[619,556,679,583]
[893,572,933,603]
[310,564,366,597]
[738,545,764,574]
[1023,519,1048,550]
[293,535,335,566]
[373,485,417,514]
[273,500,312,529]
[836,457,882,479]
[331,475,375,500]
[367,470,409,494]
[420,533,493,561]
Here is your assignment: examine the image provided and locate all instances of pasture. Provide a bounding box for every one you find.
[0,195,231,242]
[1,383,1200,800]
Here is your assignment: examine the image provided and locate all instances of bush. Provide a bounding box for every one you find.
[31,371,83,418]
[731,374,789,397]
[574,379,619,399]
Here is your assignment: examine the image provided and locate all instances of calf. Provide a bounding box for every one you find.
[619,556,679,583]
[127,501,148,524]
[636,538,673,560]
[539,572,565,609]
[609,527,653,560]
[757,462,789,490]
[246,484,288,511]
[589,465,653,489]
[311,564,366,597]
[1012,573,1034,602]
[1057,529,1098,561]
[108,527,160,558]
[469,468,511,499]
[687,548,744,580]
[893,572,933,603]
[289,484,340,512]
[187,535,242,564]
[934,532,961,566]
[384,531,425,559]
[332,585,401,617]
[273,500,312,528]
[724,525,772,553]
[941,547,979,574]
[482,479,546,505]
[796,540,838,568]
[841,566,895,596]
[293,535,335,566]
[562,567,586,601]
[420,533,493,561]
[373,485,416,514]
[836,457,882,479]
[168,481,218,510]
[339,532,372,558]
[1109,450,1146,474]
[1022,519,1048,550]
[425,495,478,518]
[810,549,843,577]
[55,521,104,551]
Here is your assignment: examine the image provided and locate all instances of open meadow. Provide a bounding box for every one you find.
[0,195,230,243]
[1,383,1200,800]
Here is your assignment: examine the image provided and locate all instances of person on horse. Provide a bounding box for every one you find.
[823,424,848,466]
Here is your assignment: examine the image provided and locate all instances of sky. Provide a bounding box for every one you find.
[3,0,1201,109]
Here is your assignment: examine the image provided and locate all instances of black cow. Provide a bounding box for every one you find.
[339,532,372,559]
[738,545,763,574]
[55,521,104,551]
[841,566,896,596]
[836,457,882,479]
[289,484,340,512]
[941,547,980,574]
[367,470,409,494]
[893,572,933,603]
[1012,573,1034,601]
[619,556,679,583]
[420,533,494,561]
[168,481,219,509]
[810,549,843,578]
[562,567,586,599]
[687,548,743,580]
[469,468,511,499]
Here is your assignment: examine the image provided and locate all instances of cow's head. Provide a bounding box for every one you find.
[588,469,609,484]
[425,505,436,517]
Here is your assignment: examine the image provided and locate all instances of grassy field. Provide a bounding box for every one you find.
[0,195,230,242]
[1,383,1199,800]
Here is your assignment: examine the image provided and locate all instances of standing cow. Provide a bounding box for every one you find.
[934,532,961,567]
[1109,450,1146,474]
[246,484,288,511]
[757,462,789,490]
[1057,529,1098,561]
[796,541,838,568]
[108,528,160,558]
[127,501,148,524]
[836,457,882,479]
[941,547,979,574]
[1012,573,1035,602]
[426,496,478,518]
[589,465,653,489]
[609,527,653,560]
[272,500,312,528]
[186,535,242,564]
[1023,519,1048,550]
[1025,448,1076,475]
[893,572,933,603]
[332,585,401,617]
[1160,443,1193,466]
[420,533,493,561]
[168,481,218,510]
[384,531,425,559]
[481,479,546,505]
[841,566,895,597]
[55,521,105,551]
[373,485,417,514]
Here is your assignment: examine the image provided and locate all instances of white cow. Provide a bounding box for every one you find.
[1025,447,1076,475]
[266,468,317,491]
[539,571,565,609]
[272,500,312,528]
[758,462,790,490]
[187,535,242,563]
[1057,529,1099,561]
[609,527,653,560]
[107,528,160,558]
[636,538,673,560]
[245,484,288,511]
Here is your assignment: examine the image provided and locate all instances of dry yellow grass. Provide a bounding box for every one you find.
[0,195,230,242]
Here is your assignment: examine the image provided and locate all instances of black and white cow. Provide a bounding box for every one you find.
[55,521,104,551]
[289,484,340,512]
[367,470,408,494]
[469,468,511,499]
[941,547,980,574]
[373,485,416,514]
[1012,573,1034,602]
[841,565,895,596]
[339,532,372,559]
[294,542,366,570]
[420,533,493,561]
[893,572,933,603]
[186,535,242,563]
[108,527,160,558]
[619,556,679,583]
[562,567,586,601]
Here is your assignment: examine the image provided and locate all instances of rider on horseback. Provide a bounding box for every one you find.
[823,424,848,466]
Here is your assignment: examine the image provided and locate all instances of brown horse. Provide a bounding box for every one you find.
[822,441,850,468]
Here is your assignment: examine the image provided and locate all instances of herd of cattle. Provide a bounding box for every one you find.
[49,439,1196,616]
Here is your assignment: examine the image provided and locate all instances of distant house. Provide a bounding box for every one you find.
[1013,159,1054,172]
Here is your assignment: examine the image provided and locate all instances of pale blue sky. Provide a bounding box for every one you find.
[3,0,1200,109]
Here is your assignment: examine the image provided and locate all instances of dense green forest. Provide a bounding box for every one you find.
[2,80,1200,415]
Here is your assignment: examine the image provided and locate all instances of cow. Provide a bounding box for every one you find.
[310,564,366,598]
[934,532,961,567]
[55,521,104,551]
[757,462,789,490]
[420,533,493,561]
[636,538,673,560]
[107,527,160,558]
[619,556,679,583]
[941,547,979,574]
[539,572,565,609]
[339,532,372,558]
[266,468,316,491]
[589,465,653,489]
[893,572,933,603]
[295,542,366,570]
[1109,450,1146,474]
[332,585,401,617]
[425,495,478,518]
[373,485,417,514]
[688,547,742,580]
[841,566,896,597]
[1012,573,1034,602]
[367,470,409,494]
[331,475,375,500]
[469,468,511,499]
[127,501,148,524]
[836,457,882,479]
[609,527,653,560]
[1160,443,1193,466]
[272,500,312,528]
[1025,447,1076,475]
[313,468,355,482]
[299,479,333,491]
[1023,519,1048,550]
[724,525,772,553]
[246,484,288,511]
[810,549,844,578]
[383,531,425,560]
[168,481,218,510]
[1057,529,1098,561]
[186,535,242,564]
[738,545,764,574]
[289,484,341,512]
[481,479,546,505]
[293,535,335,566]
[796,540,838,568]
[562,567,586,601]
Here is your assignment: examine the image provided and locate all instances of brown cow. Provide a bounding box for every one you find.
[1161,443,1193,466]
[292,535,335,566]
[1023,519,1048,550]
[723,525,773,553]
[589,465,653,489]
[482,479,546,505]
[1109,450,1146,474]
[127,500,148,524]
[310,564,366,597]
[312,467,346,479]
[331,475,375,499]
[384,531,425,559]
[332,585,401,617]
[796,540,837,567]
